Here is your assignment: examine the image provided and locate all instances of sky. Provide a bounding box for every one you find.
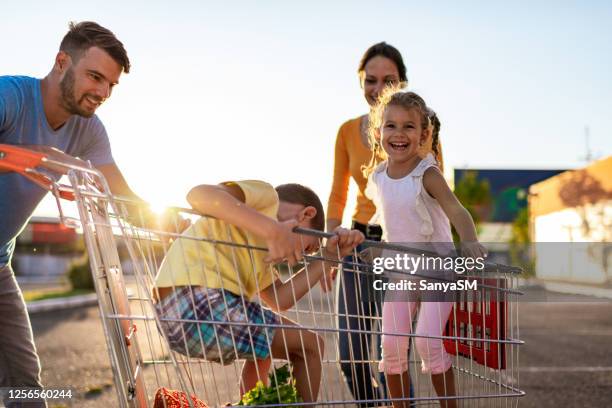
[2,1,611,224]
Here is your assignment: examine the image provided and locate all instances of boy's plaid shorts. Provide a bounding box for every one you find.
[156,286,279,365]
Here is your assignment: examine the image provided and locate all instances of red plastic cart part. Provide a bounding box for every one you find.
[443,277,507,370]
[0,144,75,200]
[125,324,138,347]
[0,144,46,171]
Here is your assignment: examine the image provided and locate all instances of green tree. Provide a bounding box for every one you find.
[509,207,530,245]
[509,207,534,276]
[453,170,492,242]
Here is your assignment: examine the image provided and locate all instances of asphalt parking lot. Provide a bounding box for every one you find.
[23,287,612,407]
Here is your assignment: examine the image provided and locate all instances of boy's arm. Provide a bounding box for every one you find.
[258,253,332,311]
[187,183,303,265]
[259,228,364,311]
[423,168,487,258]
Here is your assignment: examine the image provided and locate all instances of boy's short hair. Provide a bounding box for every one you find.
[275,184,325,231]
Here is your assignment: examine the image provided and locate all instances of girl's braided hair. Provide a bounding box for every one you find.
[429,110,441,167]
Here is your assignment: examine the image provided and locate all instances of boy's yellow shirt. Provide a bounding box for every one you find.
[155,180,279,299]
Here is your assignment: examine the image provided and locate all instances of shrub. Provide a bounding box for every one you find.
[67,255,94,290]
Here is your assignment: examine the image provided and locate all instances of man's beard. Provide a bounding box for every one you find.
[59,68,101,118]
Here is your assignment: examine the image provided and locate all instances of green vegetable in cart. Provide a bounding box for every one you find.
[238,364,302,406]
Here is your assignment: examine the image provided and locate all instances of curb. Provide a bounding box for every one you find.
[26,293,98,314]
[541,282,612,300]
[517,277,545,289]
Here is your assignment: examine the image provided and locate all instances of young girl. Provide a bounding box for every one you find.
[364,89,486,408]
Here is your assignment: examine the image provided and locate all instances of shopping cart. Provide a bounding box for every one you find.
[0,144,525,407]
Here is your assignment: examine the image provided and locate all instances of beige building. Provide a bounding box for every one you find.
[529,156,612,284]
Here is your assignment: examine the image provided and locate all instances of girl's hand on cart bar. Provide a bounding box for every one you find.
[263,219,303,266]
[460,241,488,260]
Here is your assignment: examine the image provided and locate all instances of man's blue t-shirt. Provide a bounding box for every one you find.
[0,75,115,265]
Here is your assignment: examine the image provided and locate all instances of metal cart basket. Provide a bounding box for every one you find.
[0,144,524,407]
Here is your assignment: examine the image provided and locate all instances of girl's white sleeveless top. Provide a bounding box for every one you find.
[365,153,453,244]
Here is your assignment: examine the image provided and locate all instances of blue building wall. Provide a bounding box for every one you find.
[454,169,567,222]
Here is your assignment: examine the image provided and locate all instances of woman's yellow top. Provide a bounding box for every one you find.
[327,117,374,225]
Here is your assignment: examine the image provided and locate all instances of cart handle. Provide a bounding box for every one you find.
[0,144,75,200]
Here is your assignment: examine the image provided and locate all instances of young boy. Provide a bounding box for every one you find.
[154,180,364,403]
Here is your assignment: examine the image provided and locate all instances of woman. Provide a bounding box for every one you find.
[327,42,443,406]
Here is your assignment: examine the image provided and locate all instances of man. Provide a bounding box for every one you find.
[0,21,154,407]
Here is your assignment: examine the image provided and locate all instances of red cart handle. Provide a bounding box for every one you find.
[0,144,75,200]
[0,144,46,170]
